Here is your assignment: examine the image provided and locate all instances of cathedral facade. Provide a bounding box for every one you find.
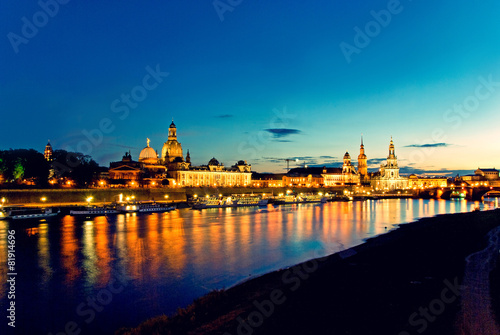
[371,138,409,191]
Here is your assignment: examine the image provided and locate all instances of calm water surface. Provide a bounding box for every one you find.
[0,198,497,334]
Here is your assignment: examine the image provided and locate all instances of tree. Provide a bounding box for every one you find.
[51,149,101,187]
[12,158,25,181]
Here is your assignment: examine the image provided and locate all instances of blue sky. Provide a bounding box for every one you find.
[1,0,500,174]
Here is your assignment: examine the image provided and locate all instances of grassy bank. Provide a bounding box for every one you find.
[115,209,500,335]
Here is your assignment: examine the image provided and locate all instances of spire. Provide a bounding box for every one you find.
[146,138,150,147]
[361,134,363,146]
[388,137,396,158]
[44,140,53,161]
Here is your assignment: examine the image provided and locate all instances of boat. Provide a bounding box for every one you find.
[192,196,230,209]
[192,195,268,209]
[297,194,328,203]
[3,207,60,220]
[258,199,269,206]
[70,206,119,216]
[138,203,176,213]
[272,194,327,205]
[117,203,139,213]
[0,209,9,220]
[232,195,269,207]
[273,195,299,205]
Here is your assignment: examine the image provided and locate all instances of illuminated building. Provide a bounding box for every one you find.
[408,175,448,189]
[161,120,184,167]
[170,158,252,187]
[108,139,167,186]
[371,137,409,191]
[109,120,252,187]
[457,168,499,187]
[322,152,361,186]
[44,140,53,161]
[251,173,285,187]
[161,121,252,187]
[475,168,499,181]
[357,136,368,179]
[109,152,142,182]
[284,167,325,187]
[138,138,168,185]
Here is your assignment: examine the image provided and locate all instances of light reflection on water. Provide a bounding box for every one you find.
[0,198,496,334]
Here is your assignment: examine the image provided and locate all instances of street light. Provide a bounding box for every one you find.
[86,196,93,205]
[41,197,47,203]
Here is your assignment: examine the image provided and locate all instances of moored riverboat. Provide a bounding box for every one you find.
[138,203,176,213]
[192,195,268,209]
[3,207,60,220]
[70,206,119,216]
[117,203,139,213]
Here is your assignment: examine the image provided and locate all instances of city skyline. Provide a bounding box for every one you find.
[2,1,500,174]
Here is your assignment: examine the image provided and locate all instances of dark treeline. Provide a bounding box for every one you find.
[0,149,101,188]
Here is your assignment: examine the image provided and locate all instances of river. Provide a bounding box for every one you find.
[0,198,497,335]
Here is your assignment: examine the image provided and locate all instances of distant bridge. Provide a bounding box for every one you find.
[415,186,500,201]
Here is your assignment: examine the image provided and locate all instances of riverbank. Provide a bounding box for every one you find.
[0,187,414,206]
[116,208,500,335]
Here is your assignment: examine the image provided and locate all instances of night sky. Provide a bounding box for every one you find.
[1,0,500,174]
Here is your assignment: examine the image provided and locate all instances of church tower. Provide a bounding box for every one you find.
[380,137,400,179]
[342,151,355,174]
[44,140,53,161]
[357,135,367,176]
[161,119,184,164]
[168,120,177,140]
[387,137,398,168]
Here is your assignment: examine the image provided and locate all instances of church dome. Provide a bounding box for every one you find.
[208,157,220,166]
[170,120,176,128]
[343,151,351,159]
[139,139,158,164]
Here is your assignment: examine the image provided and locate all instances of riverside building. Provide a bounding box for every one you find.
[109,120,251,187]
[371,137,409,191]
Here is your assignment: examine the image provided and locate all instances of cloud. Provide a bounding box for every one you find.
[216,114,234,118]
[367,158,386,164]
[399,167,473,176]
[264,128,301,138]
[404,143,451,148]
